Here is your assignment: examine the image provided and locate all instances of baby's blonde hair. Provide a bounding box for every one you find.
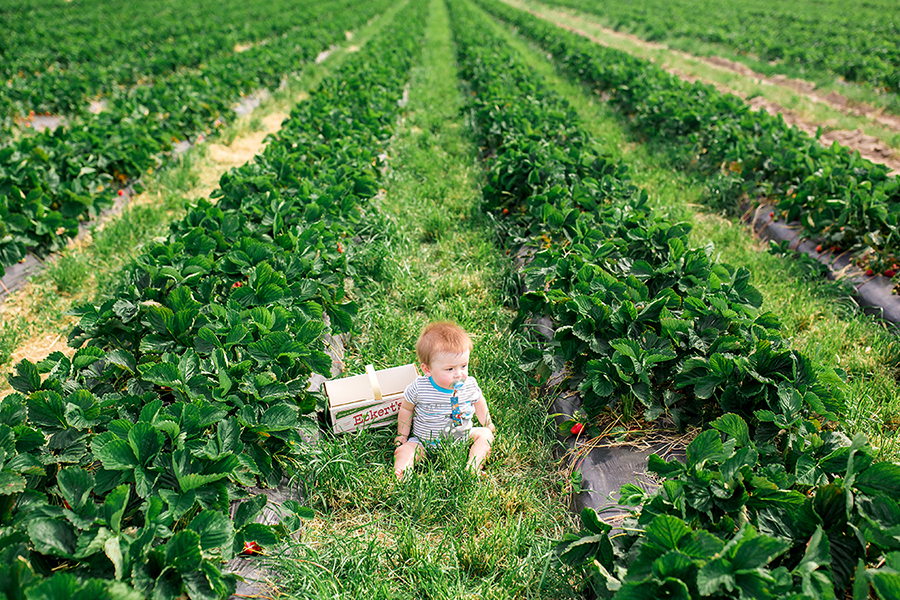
[415,321,473,367]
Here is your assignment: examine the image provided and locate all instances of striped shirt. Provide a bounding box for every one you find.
[405,375,483,441]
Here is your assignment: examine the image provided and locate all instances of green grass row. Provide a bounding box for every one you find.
[261,0,577,597]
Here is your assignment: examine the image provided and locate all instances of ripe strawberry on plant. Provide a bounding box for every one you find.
[571,422,584,436]
[242,541,262,555]
[885,269,897,278]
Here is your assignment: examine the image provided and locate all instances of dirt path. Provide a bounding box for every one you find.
[504,0,900,175]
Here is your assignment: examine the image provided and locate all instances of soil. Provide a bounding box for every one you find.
[518,1,900,175]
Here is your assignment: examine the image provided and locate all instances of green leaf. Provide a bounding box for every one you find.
[27,518,78,558]
[233,494,267,529]
[645,515,691,550]
[216,418,242,456]
[73,526,112,560]
[251,307,275,331]
[146,305,175,335]
[8,360,41,394]
[188,510,234,551]
[95,437,138,471]
[559,533,607,565]
[225,324,250,348]
[261,403,298,431]
[652,550,695,580]
[0,470,26,494]
[165,530,203,573]
[128,422,164,468]
[731,533,790,570]
[680,529,726,559]
[65,390,101,429]
[27,391,68,431]
[57,466,95,511]
[104,535,125,581]
[195,326,221,353]
[141,362,181,388]
[618,483,647,506]
[647,453,684,478]
[101,484,130,533]
[72,347,104,370]
[697,557,734,596]
[686,429,725,470]
[872,572,900,600]
[581,507,611,535]
[856,462,900,497]
[710,413,750,447]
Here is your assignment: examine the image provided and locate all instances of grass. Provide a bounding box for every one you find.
[265,1,578,597]
[0,5,405,380]
[475,3,900,458]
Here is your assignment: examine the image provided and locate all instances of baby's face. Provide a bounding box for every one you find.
[423,350,470,391]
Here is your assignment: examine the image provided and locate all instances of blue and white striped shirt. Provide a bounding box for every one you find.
[405,375,483,441]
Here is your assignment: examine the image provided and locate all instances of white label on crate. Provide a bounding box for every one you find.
[334,399,404,433]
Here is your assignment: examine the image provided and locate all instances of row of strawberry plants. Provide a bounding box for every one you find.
[476,0,900,279]
[0,0,323,121]
[0,0,390,278]
[0,0,428,596]
[448,0,900,598]
[540,0,900,96]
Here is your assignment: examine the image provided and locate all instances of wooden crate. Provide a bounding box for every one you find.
[324,364,419,433]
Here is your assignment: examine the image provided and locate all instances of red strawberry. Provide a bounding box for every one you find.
[815,245,822,252]
[886,269,897,278]
[503,208,509,215]
[232,281,242,288]
[768,211,774,218]
[571,423,584,435]
[242,541,262,555]
[117,189,125,196]
[337,242,343,254]
[866,269,874,276]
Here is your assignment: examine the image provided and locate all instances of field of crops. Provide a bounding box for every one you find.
[2,0,899,598]
[538,0,900,101]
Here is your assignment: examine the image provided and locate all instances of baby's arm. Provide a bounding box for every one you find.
[395,399,416,446]
[473,396,495,433]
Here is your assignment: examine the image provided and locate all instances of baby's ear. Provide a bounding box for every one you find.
[420,362,431,375]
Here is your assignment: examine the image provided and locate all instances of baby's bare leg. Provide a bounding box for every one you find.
[467,427,494,473]
[394,441,424,478]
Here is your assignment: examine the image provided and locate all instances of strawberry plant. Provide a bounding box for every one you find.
[558,414,900,599]
[448,0,899,595]
[538,0,900,97]
[0,0,430,596]
[475,0,900,283]
[0,0,395,278]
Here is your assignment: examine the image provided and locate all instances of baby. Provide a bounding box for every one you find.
[393,321,495,478]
